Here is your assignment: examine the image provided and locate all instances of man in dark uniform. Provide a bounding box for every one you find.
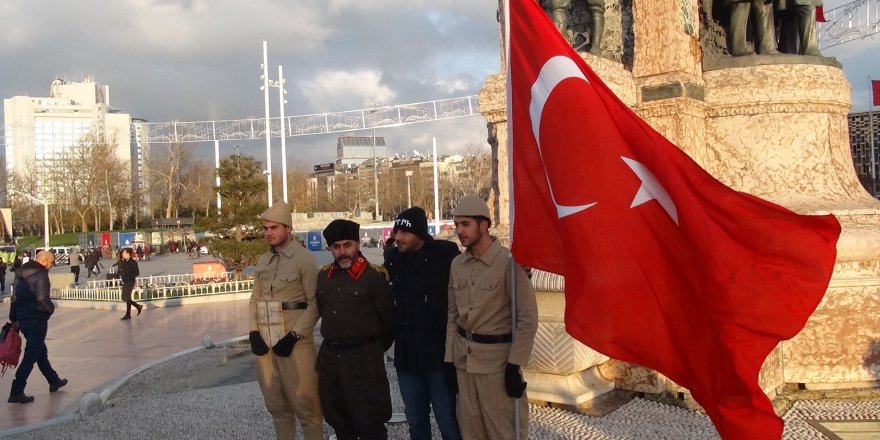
[316,219,394,440]
[385,207,461,440]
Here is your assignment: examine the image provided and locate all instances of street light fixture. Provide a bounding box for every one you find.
[9,189,49,250]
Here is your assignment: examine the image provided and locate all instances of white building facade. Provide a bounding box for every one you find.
[3,77,135,204]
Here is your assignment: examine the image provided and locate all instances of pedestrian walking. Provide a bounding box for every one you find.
[445,196,538,440]
[249,202,323,440]
[118,248,142,320]
[0,259,7,294]
[385,207,462,440]
[316,219,394,440]
[69,247,81,284]
[7,251,68,404]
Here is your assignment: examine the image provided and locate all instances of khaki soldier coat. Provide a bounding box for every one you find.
[444,238,538,373]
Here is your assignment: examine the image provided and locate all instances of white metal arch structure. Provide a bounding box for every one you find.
[819,0,880,49]
[136,95,480,144]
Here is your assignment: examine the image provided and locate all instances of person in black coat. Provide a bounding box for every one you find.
[8,251,67,403]
[0,259,7,294]
[384,207,462,440]
[117,248,142,320]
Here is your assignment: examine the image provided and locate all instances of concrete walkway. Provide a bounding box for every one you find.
[0,299,250,432]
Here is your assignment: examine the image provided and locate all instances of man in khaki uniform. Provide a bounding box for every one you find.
[445,196,538,440]
[249,201,323,440]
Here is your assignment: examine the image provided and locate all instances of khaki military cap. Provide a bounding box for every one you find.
[452,195,490,218]
[261,202,292,227]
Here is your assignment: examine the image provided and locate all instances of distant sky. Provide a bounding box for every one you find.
[0,0,876,168]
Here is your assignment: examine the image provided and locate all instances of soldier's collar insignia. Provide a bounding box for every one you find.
[347,256,368,280]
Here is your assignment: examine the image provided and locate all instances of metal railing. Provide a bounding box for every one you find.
[55,279,254,302]
[819,0,880,48]
[132,95,480,144]
[84,272,235,289]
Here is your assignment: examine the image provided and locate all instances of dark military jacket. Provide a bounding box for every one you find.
[317,254,394,350]
[385,238,460,372]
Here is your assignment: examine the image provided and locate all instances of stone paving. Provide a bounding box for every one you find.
[5,340,880,439]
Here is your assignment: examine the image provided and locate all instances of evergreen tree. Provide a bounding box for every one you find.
[200,153,269,279]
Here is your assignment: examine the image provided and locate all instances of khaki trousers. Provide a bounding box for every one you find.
[255,339,323,440]
[456,369,528,440]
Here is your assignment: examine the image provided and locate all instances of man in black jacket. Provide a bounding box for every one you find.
[8,251,67,404]
[118,248,142,320]
[385,207,461,440]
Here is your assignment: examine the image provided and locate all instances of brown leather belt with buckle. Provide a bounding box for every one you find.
[458,326,512,344]
[281,301,308,310]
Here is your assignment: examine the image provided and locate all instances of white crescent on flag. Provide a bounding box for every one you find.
[529,55,597,219]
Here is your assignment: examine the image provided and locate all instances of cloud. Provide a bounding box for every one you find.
[300,70,397,111]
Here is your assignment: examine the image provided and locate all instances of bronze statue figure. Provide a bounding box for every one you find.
[775,0,822,55]
[725,0,779,56]
[547,0,606,54]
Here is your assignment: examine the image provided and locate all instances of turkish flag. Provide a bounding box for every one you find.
[872,80,880,106]
[816,6,827,22]
[507,1,841,439]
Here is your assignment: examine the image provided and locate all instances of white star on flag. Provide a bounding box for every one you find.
[622,157,679,225]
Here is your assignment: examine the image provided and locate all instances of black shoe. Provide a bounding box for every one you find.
[120,315,131,321]
[49,378,68,393]
[136,304,143,316]
[8,393,34,404]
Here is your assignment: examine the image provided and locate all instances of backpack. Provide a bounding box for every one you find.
[0,322,22,377]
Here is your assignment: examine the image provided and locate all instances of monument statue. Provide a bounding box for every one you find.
[724,0,779,55]
[546,0,606,53]
[775,0,822,55]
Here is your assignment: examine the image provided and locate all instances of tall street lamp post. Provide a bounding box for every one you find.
[268,66,289,204]
[9,189,49,250]
[370,104,380,220]
[405,170,413,208]
[260,41,273,205]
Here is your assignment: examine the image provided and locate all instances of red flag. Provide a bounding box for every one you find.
[873,80,880,106]
[816,6,827,22]
[507,1,841,439]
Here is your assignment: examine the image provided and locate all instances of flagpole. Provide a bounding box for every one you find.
[502,1,521,439]
[871,76,877,197]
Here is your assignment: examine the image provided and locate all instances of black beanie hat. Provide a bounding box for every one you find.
[393,206,431,241]
[323,219,360,245]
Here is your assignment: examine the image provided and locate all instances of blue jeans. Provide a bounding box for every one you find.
[397,367,461,440]
[12,319,60,395]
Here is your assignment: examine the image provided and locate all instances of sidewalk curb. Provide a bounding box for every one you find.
[0,334,249,438]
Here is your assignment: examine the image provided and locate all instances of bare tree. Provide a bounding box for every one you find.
[92,133,131,231]
[8,160,44,236]
[148,142,192,219]
[181,160,218,218]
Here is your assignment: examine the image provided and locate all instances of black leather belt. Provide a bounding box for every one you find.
[324,338,374,351]
[281,301,308,310]
[458,326,512,344]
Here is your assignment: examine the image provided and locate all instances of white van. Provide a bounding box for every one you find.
[35,246,74,265]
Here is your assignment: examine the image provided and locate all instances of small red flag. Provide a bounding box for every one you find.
[508,0,841,439]
[816,6,827,22]
[872,80,880,106]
